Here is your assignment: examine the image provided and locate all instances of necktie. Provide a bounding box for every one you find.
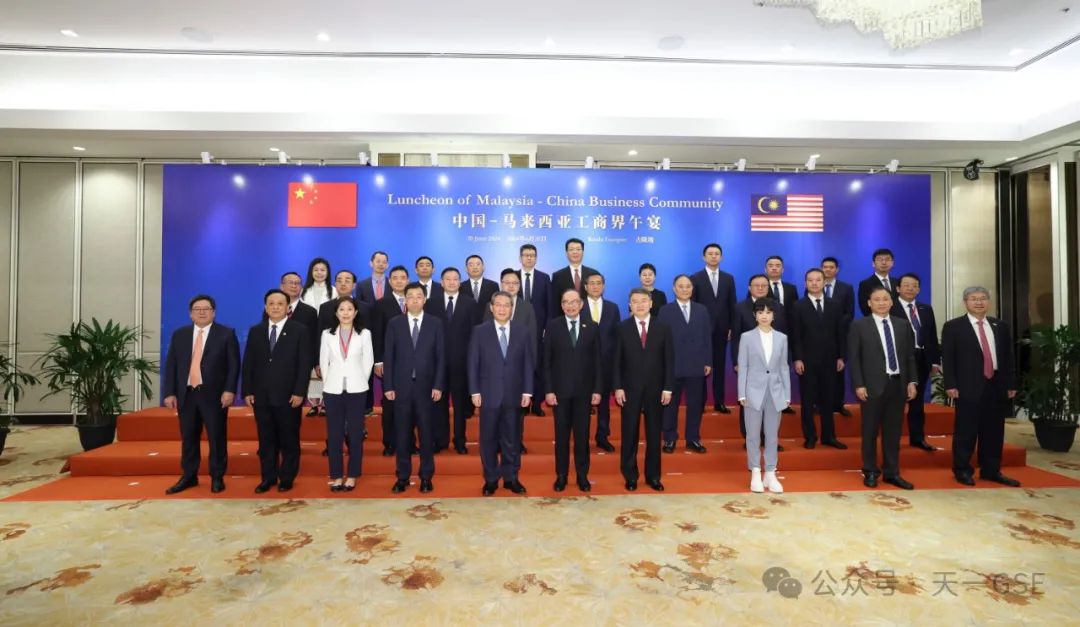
[189,328,204,386]
[591,300,600,323]
[772,282,781,303]
[499,326,508,358]
[446,295,454,318]
[573,268,581,292]
[882,319,898,372]
[825,283,833,299]
[398,297,405,313]
[524,273,532,303]
[269,324,278,352]
[977,320,994,379]
[411,318,420,347]
[287,305,294,319]
[639,320,648,349]
[710,271,718,297]
[908,303,922,347]
[815,298,823,316]
[375,279,383,300]
[682,303,690,323]
[473,281,480,300]
[422,283,428,297]
[882,277,891,292]
[570,320,578,346]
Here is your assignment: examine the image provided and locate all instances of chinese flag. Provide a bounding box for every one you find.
[287,182,357,227]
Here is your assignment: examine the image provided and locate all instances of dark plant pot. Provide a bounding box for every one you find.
[77,424,116,451]
[1033,421,1078,453]
[0,428,8,457]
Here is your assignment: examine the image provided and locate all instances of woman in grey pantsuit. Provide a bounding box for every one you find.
[737,299,791,493]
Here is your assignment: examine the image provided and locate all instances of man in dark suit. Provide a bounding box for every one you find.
[790,268,848,450]
[468,291,535,496]
[941,286,1020,487]
[763,255,799,316]
[357,250,389,305]
[822,256,856,417]
[848,285,919,490]
[372,265,410,456]
[425,267,480,454]
[277,271,319,342]
[857,248,899,317]
[242,289,313,493]
[690,243,736,414]
[891,273,941,452]
[544,288,602,492]
[483,269,538,460]
[731,274,789,441]
[582,272,621,452]
[384,282,446,494]
[318,270,372,332]
[614,288,675,492]
[414,255,444,302]
[519,244,552,416]
[163,294,240,495]
[464,254,499,308]
[550,237,599,316]
[660,275,712,453]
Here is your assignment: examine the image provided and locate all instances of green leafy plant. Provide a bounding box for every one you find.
[1017,324,1080,425]
[37,319,158,426]
[1,344,40,429]
[929,369,953,407]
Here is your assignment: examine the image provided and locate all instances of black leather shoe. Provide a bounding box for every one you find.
[981,473,1021,487]
[883,476,914,490]
[419,479,433,493]
[507,480,527,494]
[392,479,408,493]
[863,473,879,488]
[307,407,318,417]
[411,444,419,454]
[520,444,528,455]
[777,444,785,452]
[716,405,732,414]
[277,480,294,492]
[781,407,795,414]
[165,477,198,495]
[210,478,225,493]
[687,441,707,454]
[482,481,497,496]
[254,480,276,494]
[822,439,848,450]
[647,479,665,492]
[662,441,675,454]
[577,478,592,492]
[532,406,546,417]
[330,483,344,492]
[837,406,853,417]
[382,446,394,456]
[804,439,817,449]
[955,473,976,486]
[455,445,468,455]
[596,439,616,453]
[553,475,567,492]
[912,440,936,452]
[625,479,638,491]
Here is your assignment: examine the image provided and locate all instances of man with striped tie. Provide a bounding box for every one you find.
[891,273,940,452]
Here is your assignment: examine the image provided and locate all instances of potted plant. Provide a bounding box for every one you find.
[37,319,158,451]
[1,346,40,456]
[1017,324,1080,452]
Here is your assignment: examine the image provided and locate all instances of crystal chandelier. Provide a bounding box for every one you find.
[759,0,984,49]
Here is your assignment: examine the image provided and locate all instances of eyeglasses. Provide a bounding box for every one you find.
[191,307,214,313]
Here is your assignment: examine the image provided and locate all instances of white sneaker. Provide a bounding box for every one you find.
[750,468,764,493]
[765,470,784,493]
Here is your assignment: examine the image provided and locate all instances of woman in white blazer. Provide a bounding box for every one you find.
[737,299,792,494]
[320,296,374,491]
[302,257,334,416]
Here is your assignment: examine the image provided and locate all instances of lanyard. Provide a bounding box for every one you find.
[339,328,353,359]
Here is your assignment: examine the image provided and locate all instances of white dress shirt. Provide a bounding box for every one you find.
[267,318,287,341]
[967,314,998,369]
[759,328,774,363]
[634,314,651,339]
[444,292,459,310]
[566,316,581,334]
[408,312,425,332]
[494,319,511,344]
[897,297,923,348]
[871,313,900,375]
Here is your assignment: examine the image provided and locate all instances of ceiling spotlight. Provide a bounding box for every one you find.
[358,151,369,165]
[430,152,439,167]
[628,149,638,156]
[585,156,595,169]
[502,153,511,168]
[1005,156,1018,162]
[544,37,557,47]
[850,180,863,192]
[60,29,79,38]
[269,147,279,152]
[805,154,819,171]
[72,146,86,152]
[200,151,212,164]
[963,158,983,181]
[886,159,900,173]
[735,158,747,172]
[661,158,671,171]
[278,151,289,164]
[316,31,331,42]
[1008,47,1025,56]
[219,159,227,166]
[781,43,795,53]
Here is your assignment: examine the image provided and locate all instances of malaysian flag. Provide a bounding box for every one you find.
[750,194,824,232]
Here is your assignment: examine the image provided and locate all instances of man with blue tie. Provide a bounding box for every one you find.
[384,282,446,494]
[583,273,621,452]
[690,243,736,414]
[659,275,713,454]
[822,256,856,417]
[468,291,535,496]
[848,286,919,490]
[519,244,552,417]
[424,267,479,454]
[163,294,241,495]
[891,273,940,452]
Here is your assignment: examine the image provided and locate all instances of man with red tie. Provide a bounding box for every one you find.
[372,265,411,456]
[941,286,1020,487]
[550,238,599,316]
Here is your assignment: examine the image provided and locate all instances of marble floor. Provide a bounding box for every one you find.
[1,423,1078,626]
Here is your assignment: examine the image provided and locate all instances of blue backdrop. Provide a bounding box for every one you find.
[162,165,931,363]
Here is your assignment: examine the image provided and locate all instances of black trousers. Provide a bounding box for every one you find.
[800,361,837,443]
[833,358,849,411]
[710,333,729,407]
[554,395,591,479]
[905,349,931,444]
[595,391,612,442]
[662,376,705,443]
[178,386,228,480]
[394,385,435,481]
[434,366,471,450]
[620,391,663,482]
[860,377,905,478]
[323,391,366,479]
[381,394,395,448]
[480,402,521,483]
[254,403,302,483]
[952,373,1008,477]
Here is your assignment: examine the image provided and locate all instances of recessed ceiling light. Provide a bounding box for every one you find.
[180,26,214,43]
[544,37,556,47]
[316,32,330,42]
[72,146,85,151]
[628,149,638,156]
[810,154,820,159]
[781,44,795,53]
[1005,156,1018,161]
[269,147,280,152]
[658,35,685,51]
[1008,47,1025,56]
[60,29,79,38]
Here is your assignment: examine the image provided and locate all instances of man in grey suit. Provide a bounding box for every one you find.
[659,274,713,454]
[483,268,537,461]
[848,285,919,490]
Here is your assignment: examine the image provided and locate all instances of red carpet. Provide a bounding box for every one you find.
[7,404,1078,501]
